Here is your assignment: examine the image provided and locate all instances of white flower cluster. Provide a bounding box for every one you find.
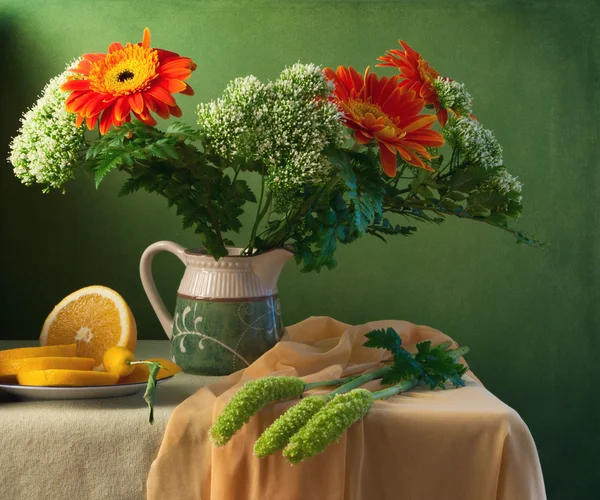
[8,60,86,193]
[197,63,345,204]
[489,168,523,195]
[433,77,473,116]
[443,116,503,170]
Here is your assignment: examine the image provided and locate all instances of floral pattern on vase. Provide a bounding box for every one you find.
[170,296,284,375]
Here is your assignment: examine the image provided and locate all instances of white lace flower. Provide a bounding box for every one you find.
[196,63,345,206]
[432,77,473,116]
[443,116,503,170]
[8,60,86,193]
[489,168,523,195]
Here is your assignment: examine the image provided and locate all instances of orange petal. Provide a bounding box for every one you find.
[142,27,151,48]
[155,77,187,94]
[86,114,99,130]
[169,105,182,118]
[153,99,170,119]
[108,42,123,53]
[180,84,194,96]
[402,115,436,133]
[436,108,448,126]
[378,143,397,177]
[99,103,116,135]
[83,53,105,63]
[61,80,90,92]
[80,93,107,117]
[159,66,193,80]
[114,96,132,123]
[354,130,372,145]
[129,93,144,114]
[75,114,84,127]
[134,111,157,127]
[147,86,176,106]
[64,92,90,112]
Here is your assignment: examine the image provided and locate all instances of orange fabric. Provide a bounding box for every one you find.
[147,317,545,500]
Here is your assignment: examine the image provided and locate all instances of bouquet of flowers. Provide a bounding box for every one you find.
[8,29,537,271]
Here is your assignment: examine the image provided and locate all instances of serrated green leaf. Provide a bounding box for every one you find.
[363,328,402,356]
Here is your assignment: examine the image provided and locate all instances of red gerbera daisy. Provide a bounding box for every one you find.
[324,66,444,177]
[377,40,452,126]
[61,28,196,134]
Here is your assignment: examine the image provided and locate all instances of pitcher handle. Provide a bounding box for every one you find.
[140,241,186,340]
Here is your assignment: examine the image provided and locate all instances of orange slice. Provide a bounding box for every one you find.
[0,344,77,364]
[40,286,137,370]
[17,369,118,387]
[118,358,181,384]
[0,356,95,382]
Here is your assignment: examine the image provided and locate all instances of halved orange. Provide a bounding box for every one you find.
[18,369,118,386]
[40,286,137,370]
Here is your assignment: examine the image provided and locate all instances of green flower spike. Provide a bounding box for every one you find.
[283,389,374,464]
[254,395,327,458]
[210,376,305,446]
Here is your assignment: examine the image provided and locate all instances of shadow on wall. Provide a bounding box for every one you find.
[0,15,90,340]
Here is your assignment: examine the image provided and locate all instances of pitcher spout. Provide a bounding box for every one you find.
[250,248,294,290]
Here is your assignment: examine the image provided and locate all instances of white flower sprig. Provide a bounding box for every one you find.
[197,63,345,206]
[432,77,473,117]
[442,115,503,171]
[8,60,86,193]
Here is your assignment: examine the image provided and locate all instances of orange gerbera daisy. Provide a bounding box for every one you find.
[61,28,196,134]
[324,66,444,177]
[377,40,452,126]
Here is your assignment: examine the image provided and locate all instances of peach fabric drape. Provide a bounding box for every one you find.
[147,317,546,500]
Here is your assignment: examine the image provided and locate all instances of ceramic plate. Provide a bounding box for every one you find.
[0,376,174,401]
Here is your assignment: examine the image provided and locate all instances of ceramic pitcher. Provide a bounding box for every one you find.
[140,241,293,375]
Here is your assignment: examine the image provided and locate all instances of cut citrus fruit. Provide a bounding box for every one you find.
[0,356,95,382]
[118,358,181,384]
[103,346,136,377]
[40,286,137,370]
[0,344,77,364]
[17,369,119,386]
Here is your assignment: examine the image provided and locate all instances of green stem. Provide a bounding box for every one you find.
[261,175,341,248]
[303,374,360,391]
[326,366,392,400]
[447,346,469,359]
[247,172,266,255]
[438,340,453,351]
[371,378,419,400]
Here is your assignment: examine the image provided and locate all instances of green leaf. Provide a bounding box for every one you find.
[143,362,162,425]
[94,154,123,188]
[363,328,402,356]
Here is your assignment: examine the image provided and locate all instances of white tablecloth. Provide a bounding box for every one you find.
[0,340,216,500]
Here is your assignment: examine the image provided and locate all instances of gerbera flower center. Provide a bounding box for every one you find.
[347,99,394,127]
[117,70,135,82]
[88,44,160,96]
[417,59,439,84]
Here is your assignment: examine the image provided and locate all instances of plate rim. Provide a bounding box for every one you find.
[0,375,174,391]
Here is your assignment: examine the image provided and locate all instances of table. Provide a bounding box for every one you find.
[1,332,546,500]
[0,340,216,500]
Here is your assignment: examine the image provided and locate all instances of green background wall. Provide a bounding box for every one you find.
[1,0,598,498]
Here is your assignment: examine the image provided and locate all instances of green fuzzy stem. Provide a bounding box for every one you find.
[283,389,374,464]
[254,395,327,458]
[370,378,419,400]
[210,376,305,446]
